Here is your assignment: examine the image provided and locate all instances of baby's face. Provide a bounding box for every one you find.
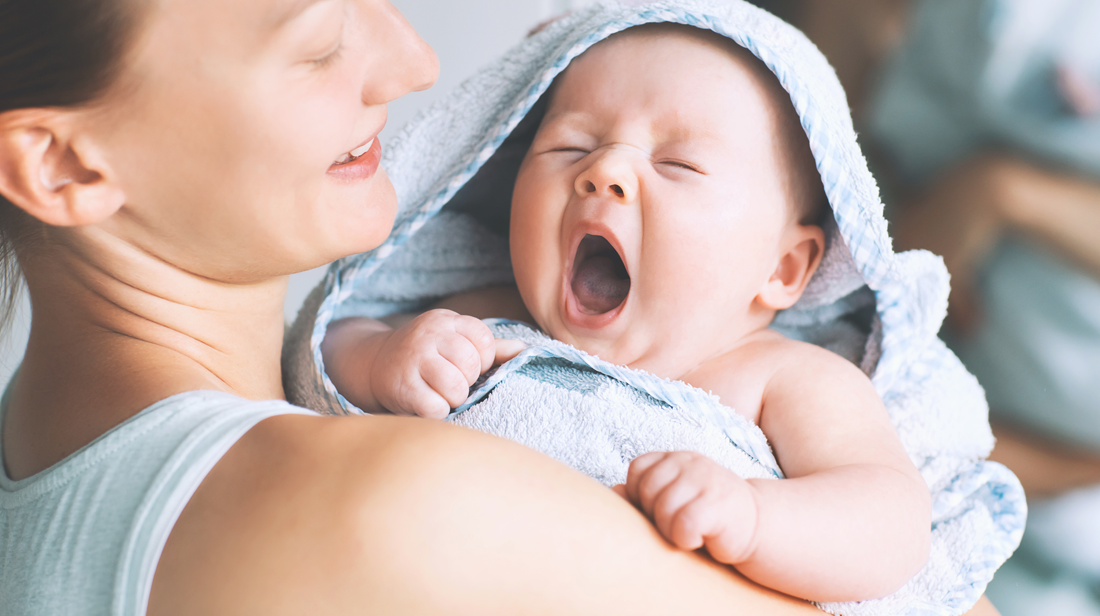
[510,28,809,377]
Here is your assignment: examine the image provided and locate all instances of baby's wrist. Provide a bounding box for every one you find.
[321,318,394,414]
[708,478,762,566]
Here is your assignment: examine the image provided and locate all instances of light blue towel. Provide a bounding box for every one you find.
[282,2,1026,613]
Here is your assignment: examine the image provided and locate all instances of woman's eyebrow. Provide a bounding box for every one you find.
[270,0,333,28]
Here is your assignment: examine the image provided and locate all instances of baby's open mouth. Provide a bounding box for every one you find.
[570,234,630,315]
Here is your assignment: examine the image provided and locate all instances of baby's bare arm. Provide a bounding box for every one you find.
[622,341,929,602]
[743,344,928,600]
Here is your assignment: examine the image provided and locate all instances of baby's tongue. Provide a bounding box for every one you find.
[571,254,630,315]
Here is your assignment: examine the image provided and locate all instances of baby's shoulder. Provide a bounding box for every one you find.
[685,331,871,423]
[744,330,874,393]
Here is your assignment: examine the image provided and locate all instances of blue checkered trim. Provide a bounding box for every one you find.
[456,320,783,477]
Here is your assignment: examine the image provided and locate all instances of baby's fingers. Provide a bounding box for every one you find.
[452,316,498,373]
[662,493,716,552]
[494,338,525,366]
[420,355,473,415]
[624,452,680,511]
[389,379,452,420]
[437,332,487,385]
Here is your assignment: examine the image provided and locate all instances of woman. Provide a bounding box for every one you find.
[0,0,997,614]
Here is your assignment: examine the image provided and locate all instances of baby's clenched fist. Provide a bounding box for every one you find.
[616,451,759,565]
[370,310,523,419]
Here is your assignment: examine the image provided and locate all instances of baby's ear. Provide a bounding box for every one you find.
[756,224,825,311]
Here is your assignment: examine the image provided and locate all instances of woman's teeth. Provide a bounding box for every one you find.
[334,138,375,165]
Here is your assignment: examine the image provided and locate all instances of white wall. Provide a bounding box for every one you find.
[1,0,599,389]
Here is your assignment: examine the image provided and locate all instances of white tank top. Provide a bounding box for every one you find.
[0,390,316,615]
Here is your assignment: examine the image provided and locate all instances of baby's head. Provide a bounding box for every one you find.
[510,24,826,377]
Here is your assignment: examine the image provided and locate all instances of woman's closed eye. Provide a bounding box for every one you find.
[309,39,345,68]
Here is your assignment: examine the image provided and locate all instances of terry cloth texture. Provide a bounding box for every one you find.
[281,2,1026,614]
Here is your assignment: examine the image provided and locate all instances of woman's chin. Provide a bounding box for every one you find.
[322,172,399,258]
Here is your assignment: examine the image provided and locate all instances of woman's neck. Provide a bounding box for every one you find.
[2,228,289,480]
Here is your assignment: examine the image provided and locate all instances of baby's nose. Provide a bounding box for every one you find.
[580,180,626,198]
[575,154,637,203]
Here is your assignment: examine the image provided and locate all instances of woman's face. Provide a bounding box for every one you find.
[89,0,437,283]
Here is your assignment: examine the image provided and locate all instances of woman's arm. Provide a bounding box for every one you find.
[148,414,819,615]
[148,412,999,615]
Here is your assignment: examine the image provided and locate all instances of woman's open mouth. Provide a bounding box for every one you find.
[570,234,631,315]
[328,136,382,181]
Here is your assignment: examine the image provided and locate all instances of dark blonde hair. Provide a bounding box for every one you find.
[0,0,145,333]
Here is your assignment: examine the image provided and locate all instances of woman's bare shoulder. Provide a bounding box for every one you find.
[146,413,824,615]
[147,414,510,614]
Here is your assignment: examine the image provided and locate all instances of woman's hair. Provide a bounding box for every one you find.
[0,0,145,333]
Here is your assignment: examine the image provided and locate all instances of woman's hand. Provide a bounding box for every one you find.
[321,311,524,417]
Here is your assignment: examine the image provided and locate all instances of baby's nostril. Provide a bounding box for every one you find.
[585,181,597,193]
[611,184,624,197]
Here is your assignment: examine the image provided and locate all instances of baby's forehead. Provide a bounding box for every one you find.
[541,23,824,223]
[547,24,794,124]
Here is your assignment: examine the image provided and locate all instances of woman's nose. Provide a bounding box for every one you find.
[362,1,440,105]
[574,152,638,203]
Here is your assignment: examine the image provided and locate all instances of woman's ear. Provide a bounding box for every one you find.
[0,109,125,227]
[756,223,826,311]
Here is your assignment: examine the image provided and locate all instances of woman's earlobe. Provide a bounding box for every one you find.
[0,111,125,227]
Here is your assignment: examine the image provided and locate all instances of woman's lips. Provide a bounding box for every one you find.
[327,136,382,182]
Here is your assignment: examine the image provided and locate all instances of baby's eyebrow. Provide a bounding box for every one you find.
[538,109,591,131]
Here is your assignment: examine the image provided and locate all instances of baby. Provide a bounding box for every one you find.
[322,24,930,603]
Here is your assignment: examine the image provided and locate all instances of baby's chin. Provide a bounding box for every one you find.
[544,320,641,368]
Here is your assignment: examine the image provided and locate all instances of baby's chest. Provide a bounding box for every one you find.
[680,363,769,426]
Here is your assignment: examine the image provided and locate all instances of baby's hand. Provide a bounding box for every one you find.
[371,310,524,419]
[616,451,758,565]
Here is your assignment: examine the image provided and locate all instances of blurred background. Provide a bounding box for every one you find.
[5,1,1098,612]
